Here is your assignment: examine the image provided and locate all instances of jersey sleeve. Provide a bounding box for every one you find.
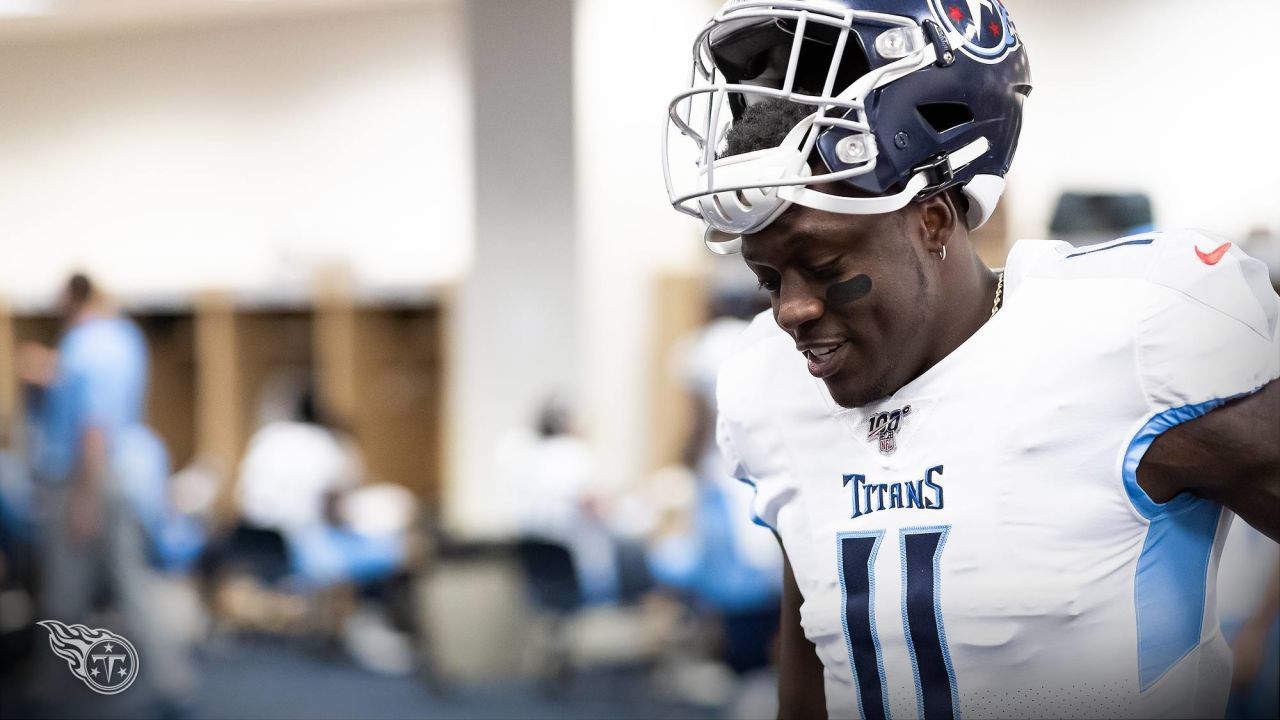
[714,311,797,535]
[716,405,784,534]
[1136,230,1280,411]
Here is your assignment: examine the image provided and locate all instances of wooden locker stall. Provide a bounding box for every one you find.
[194,294,242,514]
[233,305,315,451]
[9,314,59,348]
[315,283,446,506]
[7,313,61,460]
[137,311,197,471]
[3,287,448,515]
[648,272,710,473]
[0,301,20,448]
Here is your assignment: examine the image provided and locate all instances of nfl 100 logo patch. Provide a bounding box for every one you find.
[866,405,912,455]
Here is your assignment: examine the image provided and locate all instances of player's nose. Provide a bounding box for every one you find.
[775,280,824,333]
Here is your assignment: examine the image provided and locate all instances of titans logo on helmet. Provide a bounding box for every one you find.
[929,0,1020,61]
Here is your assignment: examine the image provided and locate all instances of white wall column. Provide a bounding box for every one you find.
[447,0,579,535]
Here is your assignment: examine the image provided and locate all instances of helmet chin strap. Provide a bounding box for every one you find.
[704,226,744,255]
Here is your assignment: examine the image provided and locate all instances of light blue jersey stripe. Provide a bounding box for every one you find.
[735,476,776,532]
[1122,394,1249,690]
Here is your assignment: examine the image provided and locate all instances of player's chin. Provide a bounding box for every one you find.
[822,365,887,409]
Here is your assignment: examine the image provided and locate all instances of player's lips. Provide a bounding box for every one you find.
[797,340,848,378]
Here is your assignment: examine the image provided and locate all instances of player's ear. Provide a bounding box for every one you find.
[916,191,961,257]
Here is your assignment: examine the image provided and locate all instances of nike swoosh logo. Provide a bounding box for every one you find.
[1195,242,1231,266]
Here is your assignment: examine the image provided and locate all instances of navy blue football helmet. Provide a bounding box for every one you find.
[661,0,1032,252]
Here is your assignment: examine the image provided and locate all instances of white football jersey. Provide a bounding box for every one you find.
[717,230,1280,719]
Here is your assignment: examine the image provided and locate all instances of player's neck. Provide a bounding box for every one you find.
[920,254,1001,372]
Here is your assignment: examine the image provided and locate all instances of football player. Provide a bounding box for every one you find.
[660,1,1280,718]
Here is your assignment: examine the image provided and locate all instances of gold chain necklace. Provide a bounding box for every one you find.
[990,270,1005,318]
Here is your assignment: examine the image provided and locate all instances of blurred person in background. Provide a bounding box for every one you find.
[232,387,416,674]
[19,273,194,716]
[113,426,208,575]
[650,292,782,674]
[0,420,37,661]
[496,397,620,606]
[235,388,365,582]
[0,420,34,579]
[642,291,784,715]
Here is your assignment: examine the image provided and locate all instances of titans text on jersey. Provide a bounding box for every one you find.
[844,465,945,520]
[717,230,1280,719]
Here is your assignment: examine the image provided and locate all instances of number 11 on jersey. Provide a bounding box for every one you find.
[838,526,960,720]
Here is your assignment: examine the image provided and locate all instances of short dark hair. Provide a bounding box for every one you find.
[536,396,571,438]
[722,99,814,158]
[66,273,94,307]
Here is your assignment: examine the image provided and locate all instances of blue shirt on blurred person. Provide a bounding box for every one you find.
[33,315,148,485]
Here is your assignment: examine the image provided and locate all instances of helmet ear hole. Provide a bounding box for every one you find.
[917,102,975,134]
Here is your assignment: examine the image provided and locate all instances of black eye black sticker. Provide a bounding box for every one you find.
[827,274,872,306]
